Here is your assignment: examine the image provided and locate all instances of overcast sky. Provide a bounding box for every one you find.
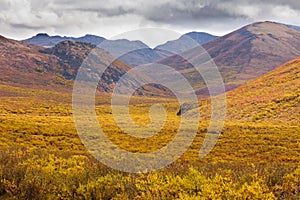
[1,0,300,46]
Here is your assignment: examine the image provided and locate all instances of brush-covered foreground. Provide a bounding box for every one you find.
[0,84,299,200]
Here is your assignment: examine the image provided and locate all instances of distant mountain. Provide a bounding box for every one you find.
[155,32,217,55]
[283,24,300,32]
[23,33,67,46]
[23,32,216,67]
[74,34,106,45]
[158,21,300,96]
[23,33,105,46]
[118,48,163,67]
[98,39,164,67]
[1,35,170,96]
[186,32,218,44]
[23,34,164,67]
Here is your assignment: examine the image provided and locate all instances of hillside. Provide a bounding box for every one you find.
[40,41,97,80]
[0,35,69,88]
[204,21,300,78]
[159,21,300,96]
[226,57,300,125]
[1,36,170,97]
[185,57,299,126]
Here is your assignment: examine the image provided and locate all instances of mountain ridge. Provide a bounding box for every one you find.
[154,32,217,55]
[23,33,165,67]
[158,21,300,96]
[3,21,300,98]
[24,33,106,47]
[23,32,218,66]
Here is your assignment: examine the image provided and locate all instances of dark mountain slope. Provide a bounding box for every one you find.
[1,36,170,96]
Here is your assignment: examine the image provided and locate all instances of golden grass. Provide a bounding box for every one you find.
[0,81,299,199]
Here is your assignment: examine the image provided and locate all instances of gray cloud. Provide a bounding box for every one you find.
[10,23,44,30]
[145,1,246,21]
[76,6,135,18]
[138,0,300,28]
[0,0,299,44]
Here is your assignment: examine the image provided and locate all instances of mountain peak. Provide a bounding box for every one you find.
[252,21,278,25]
[154,31,217,54]
[35,33,50,37]
[238,21,300,39]
[241,21,280,28]
[202,20,300,75]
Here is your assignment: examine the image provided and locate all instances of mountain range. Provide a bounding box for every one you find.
[1,21,300,98]
[0,36,170,96]
[23,32,218,67]
[24,33,106,47]
[24,34,163,67]
[23,32,217,51]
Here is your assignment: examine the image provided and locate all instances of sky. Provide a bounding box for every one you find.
[1,0,300,47]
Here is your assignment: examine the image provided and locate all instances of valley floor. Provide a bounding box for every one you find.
[0,84,299,199]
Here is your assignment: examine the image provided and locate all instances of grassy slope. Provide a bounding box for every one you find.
[226,57,300,125]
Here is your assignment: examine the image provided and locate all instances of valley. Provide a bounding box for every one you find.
[0,21,299,199]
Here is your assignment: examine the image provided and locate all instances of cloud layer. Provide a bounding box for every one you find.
[1,0,300,43]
